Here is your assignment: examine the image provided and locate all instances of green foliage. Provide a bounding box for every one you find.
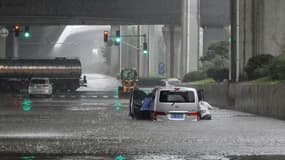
[244,54,273,80]
[198,41,229,82]
[269,54,285,80]
[183,71,207,82]
[249,76,281,84]
[200,41,229,62]
[189,78,216,85]
[201,55,229,71]
[206,68,229,82]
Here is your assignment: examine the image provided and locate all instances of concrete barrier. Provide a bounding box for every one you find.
[181,83,285,120]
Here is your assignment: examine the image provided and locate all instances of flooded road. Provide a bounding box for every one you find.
[1,154,285,160]
[0,74,285,158]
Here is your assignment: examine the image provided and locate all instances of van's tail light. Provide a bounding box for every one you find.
[189,112,201,117]
[153,111,166,120]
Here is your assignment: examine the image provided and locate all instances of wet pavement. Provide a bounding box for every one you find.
[0,74,285,159]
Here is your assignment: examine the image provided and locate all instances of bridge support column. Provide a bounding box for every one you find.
[110,25,121,76]
[163,25,182,78]
[0,37,6,59]
[181,0,199,78]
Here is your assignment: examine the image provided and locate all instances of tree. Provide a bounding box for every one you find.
[199,41,229,81]
[200,41,229,71]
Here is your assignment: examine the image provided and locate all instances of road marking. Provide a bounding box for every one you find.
[92,96,98,98]
[102,95,109,98]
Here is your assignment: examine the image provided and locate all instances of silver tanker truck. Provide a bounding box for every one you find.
[0,58,83,92]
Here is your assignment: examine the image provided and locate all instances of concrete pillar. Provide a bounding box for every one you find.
[231,0,237,81]
[0,26,9,59]
[13,36,19,58]
[236,0,285,77]
[5,30,19,59]
[0,37,6,59]
[148,25,164,76]
[181,0,199,78]
[162,25,182,78]
[110,25,120,76]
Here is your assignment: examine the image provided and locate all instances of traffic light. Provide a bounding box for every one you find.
[23,26,31,38]
[14,24,20,37]
[143,42,148,55]
[104,31,109,42]
[114,30,121,46]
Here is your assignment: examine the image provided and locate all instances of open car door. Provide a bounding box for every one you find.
[129,89,147,119]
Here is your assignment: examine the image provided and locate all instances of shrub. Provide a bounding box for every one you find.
[244,54,273,80]
[206,68,229,82]
[183,71,207,82]
[269,54,285,80]
[252,67,270,79]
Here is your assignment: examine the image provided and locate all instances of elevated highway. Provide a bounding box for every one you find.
[0,0,181,25]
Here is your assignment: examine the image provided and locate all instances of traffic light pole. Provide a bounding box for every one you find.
[119,26,122,73]
[137,25,140,77]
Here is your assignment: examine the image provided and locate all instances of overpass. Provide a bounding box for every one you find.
[1,0,285,80]
[0,0,200,78]
[0,0,181,25]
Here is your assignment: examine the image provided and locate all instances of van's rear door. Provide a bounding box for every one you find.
[155,88,199,114]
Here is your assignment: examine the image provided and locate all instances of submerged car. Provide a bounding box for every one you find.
[28,78,53,97]
[129,87,211,121]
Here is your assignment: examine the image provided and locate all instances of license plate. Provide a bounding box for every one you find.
[169,113,185,120]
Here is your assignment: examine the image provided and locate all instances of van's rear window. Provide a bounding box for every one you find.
[159,91,195,103]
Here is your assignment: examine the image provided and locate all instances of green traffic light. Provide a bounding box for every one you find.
[143,50,148,55]
[115,37,121,43]
[24,32,30,38]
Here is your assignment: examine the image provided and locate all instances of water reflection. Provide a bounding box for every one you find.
[11,97,21,110]
[20,155,35,160]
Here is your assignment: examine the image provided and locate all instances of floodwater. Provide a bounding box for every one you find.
[1,154,285,160]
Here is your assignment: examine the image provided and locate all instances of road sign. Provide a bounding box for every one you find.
[159,63,165,75]
[0,27,9,38]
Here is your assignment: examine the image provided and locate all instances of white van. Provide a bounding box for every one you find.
[28,78,53,97]
[129,87,210,121]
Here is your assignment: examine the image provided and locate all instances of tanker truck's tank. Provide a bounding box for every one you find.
[0,58,82,92]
